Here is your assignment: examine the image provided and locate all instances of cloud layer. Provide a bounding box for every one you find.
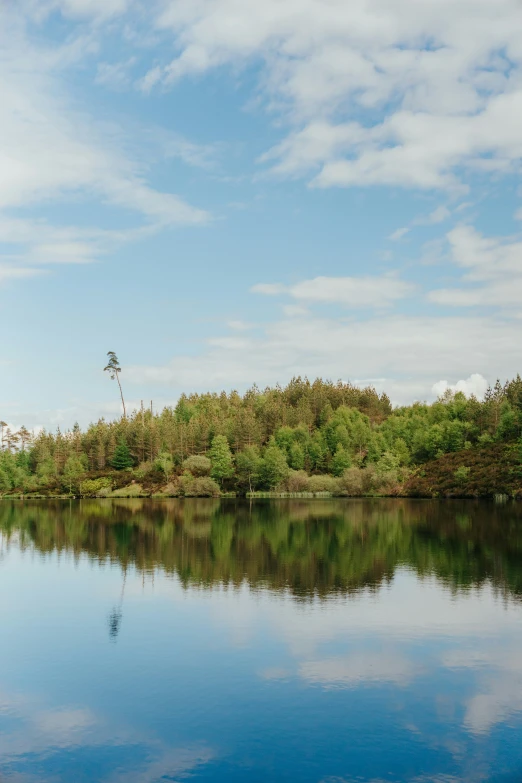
[147,0,522,189]
[0,5,208,283]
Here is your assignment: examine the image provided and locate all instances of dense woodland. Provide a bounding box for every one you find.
[1,375,522,498]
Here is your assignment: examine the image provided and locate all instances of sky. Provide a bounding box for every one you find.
[2,0,522,431]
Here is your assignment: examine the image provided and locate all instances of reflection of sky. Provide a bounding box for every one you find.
[1,545,522,782]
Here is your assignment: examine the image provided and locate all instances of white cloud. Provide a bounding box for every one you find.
[428,224,522,308]
[24,0,131,21]
[126,310,518,405]
[146,0,522,190]
[0,266,44,285]
[290,276,415,307]
[389,227,410,241]
[253,275,415,308]
[251,283,287,296]
[421,206,451,225]
[227,320,254,331]
[95,57,137,89]
[0,7,209,282]
[283,304,309,317]
[389,205,450,243]
[432,374,489,401]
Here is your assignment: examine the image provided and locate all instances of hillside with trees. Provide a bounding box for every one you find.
[1,375,522,498]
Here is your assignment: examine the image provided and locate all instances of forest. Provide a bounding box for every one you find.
[1,374,522,498]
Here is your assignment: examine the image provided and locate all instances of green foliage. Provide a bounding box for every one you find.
[261,441,289,488]
[4,374,522,497]
[155,451,174,480]
[111,439,133,470]
[331,443,351,476]
[111,483,146,497]
[235,446,262,492]
[338,467,364,496]
[454,465,471,484]
[182,455,212,477]
[289,443,305,470]
[80,477,112,497]
[62,455,86,494]
[209,435,234,485]
[307,474,339,493]
[285,470,310,492]
[183,477,221,497]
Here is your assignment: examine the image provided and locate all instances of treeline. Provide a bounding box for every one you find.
[1,375,522,497]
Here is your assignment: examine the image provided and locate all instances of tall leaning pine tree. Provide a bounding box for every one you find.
[104,351,126,418]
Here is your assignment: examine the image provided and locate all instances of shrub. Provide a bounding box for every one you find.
[134,461,154,480]
[338,467,364,496]
[284,470,310,492]
[182,455,212,477]
[307,474,339,493]
[96,486,112,498]
[80,477,112,497]
[111,483,146,498]
[454,465,471,484]
[155,452,174,480]
[183,477,221,497]
[162,482,181,497]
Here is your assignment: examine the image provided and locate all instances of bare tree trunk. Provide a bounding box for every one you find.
[116,373,126,418]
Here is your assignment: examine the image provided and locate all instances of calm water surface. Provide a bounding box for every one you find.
[2,498,522,783]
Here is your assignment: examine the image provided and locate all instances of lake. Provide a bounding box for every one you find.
[1,498,522,783]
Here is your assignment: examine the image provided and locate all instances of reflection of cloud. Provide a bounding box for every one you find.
[299,652,417,688]
[259,667,292,681]
[35,707,96,736]
[321,776,460,783]
[442,647,522,735]
[107,746,213,783]
[0,688,214,782]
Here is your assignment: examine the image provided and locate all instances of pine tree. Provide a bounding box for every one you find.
[111,439,133,470]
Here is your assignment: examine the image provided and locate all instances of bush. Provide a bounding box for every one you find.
[111,483,146,498]
[307,474,339,494]
[80,477,112,497]
[183,477,221,497]
[338,467,364,496]
[134,461,154,479]
[454,465,471,484]
[155,452,174,480]
[182,455,212,477]
[96,486,112,498]
[162,482,181,497]
[284,470,310,492]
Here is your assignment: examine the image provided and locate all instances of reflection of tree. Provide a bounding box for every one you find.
[1,499,522,602]
[108,568,126,642]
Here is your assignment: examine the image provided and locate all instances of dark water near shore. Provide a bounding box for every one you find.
[1,498,522,783]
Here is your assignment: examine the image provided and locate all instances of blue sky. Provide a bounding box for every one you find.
[2,0,522,430]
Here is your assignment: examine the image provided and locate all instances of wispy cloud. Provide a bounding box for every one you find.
[0,6,209,282]
[428,224,522,308]
[144,0,522,190]
[252,274,415,308]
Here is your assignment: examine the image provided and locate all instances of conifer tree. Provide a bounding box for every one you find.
[111,439,133,470]
[104,351,126,418]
